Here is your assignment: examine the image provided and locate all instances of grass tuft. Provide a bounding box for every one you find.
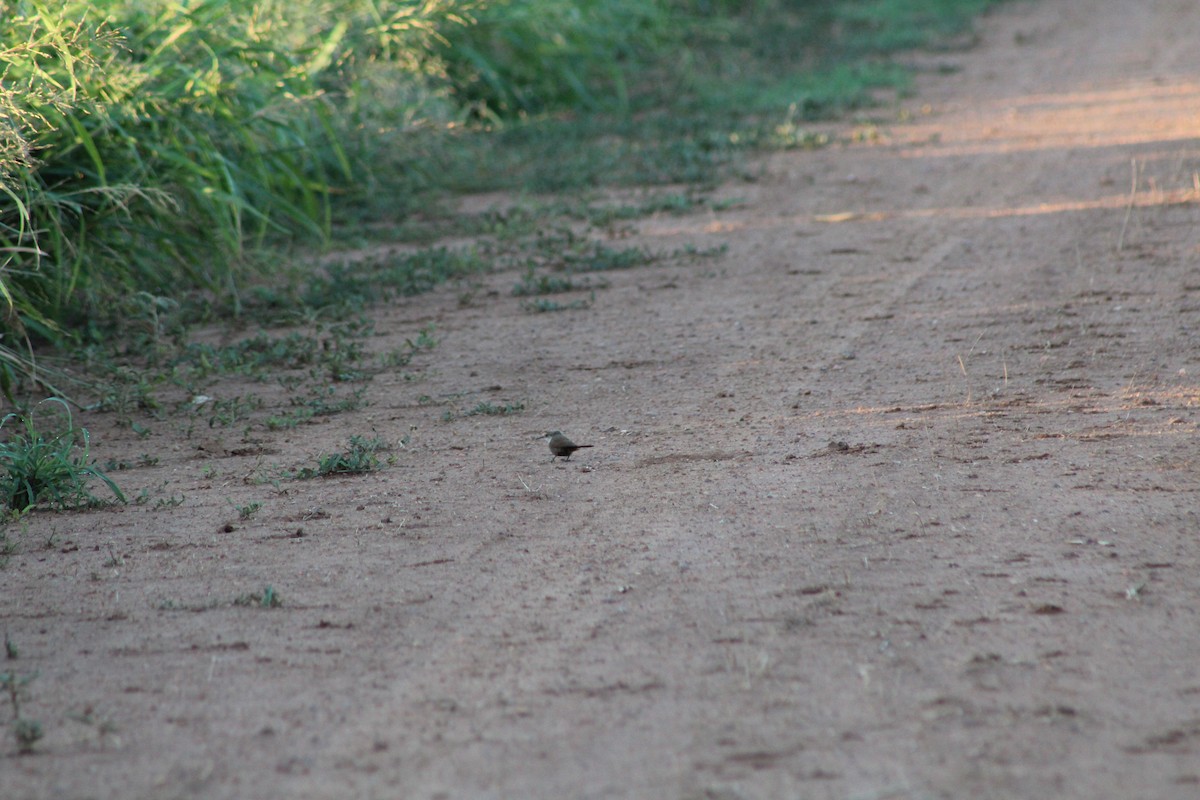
[1,665,42,754]
[466,400,525,416]
[0,398,125,512]
[296,435,391,478]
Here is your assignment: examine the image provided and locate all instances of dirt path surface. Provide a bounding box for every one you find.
[5,1,1200,798]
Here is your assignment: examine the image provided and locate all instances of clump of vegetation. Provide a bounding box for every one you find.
[233,585,282,609]
[296,435,392,478]
[0,399,125,512]
[521,297,593,314]
[1,0,1005,396]
[2,637,43,755]
[466,400,525,416]
[234,501,262,520]
[513,272,592,297]
[0,0,472,387]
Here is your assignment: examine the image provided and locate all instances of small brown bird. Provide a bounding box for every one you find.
[544,431,593,461]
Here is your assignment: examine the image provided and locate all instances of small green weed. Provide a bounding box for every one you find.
[170,321,377,384]
[565,244,657,273]
[296,435,390,478]
[466,401,526,417]
[153,495,185,510]
[379,324,439,370]
[246,464,286,488]
[0,534,14,568]
[234,501,262,520]
[302,248,486,314]
[206,395,265,428]
[64,707,118,738]
[0,399,126,512]
[408,325,439,351]
[575,192,712,226]
[522,297,593,313]
[288,386,368,418]
[103,546,124,568]
[159,591,280,611]
[512,271,607,297]
[234,585,282,608]
[1,665,42,755]
[672,243,729,260]
[265,410,313,431]
[87,363,167,421]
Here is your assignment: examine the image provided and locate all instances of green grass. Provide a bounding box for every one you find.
[355,0,1004,201]
[512,271,607,297]
[298,248,487,316]
[0,399,125,512]
[296,435,391,478]
[0,0,469,376]
[235,501,262,520]
[465,400,526,416]
[0,0,1005,399]
[233,585,282,608]
[522,297,594,314]
[160,585,282,610]
[1,667,43,754]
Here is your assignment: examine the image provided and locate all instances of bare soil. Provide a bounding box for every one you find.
[4,1,1200,797]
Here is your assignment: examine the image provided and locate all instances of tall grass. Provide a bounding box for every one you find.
[350,0,1006,199]
[0,0,466,371]
[0,0,1004,400]
[435,0,672,116]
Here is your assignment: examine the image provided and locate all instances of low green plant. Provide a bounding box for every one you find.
[408,324,439,351]
[466,400,525,416]
[564,244,656,273]
[288,386,368,417]
[206,395,265,428]
[0,399,125,512]
[575,192,711,225]
[152,494,185,510]
[0,535,14,568]
[234,585,282,608]
[265,409,313,431]
[234,500,262,520]
[300,248,486,314]
[512,270,606,297]
[1,665,42,755]
[169,320,375,382]
[521,297,592,313]
[296,435,390,478]
[672,243,729,260]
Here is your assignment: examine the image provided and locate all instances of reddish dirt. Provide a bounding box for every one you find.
[4,1,1200,797]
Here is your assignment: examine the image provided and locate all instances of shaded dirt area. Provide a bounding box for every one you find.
[4,0,1200,797]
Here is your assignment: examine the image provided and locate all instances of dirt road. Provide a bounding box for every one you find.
[4,0,1200,797]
